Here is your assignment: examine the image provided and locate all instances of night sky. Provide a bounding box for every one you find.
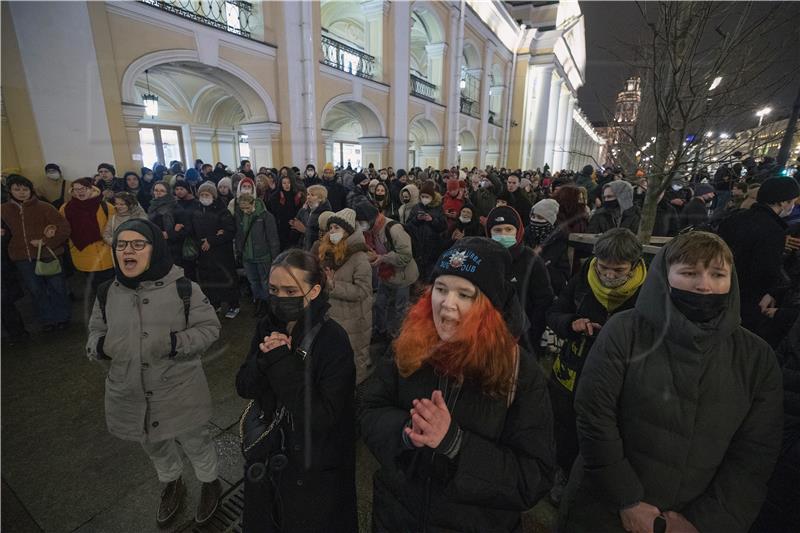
[577,1,800,128]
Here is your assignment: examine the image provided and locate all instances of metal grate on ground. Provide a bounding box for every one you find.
[182,482,244,533]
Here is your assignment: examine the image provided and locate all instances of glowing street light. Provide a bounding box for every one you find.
[705,131,714,138]
[756,107,772,127]
[708,76,723,91]
[719,133,730,139]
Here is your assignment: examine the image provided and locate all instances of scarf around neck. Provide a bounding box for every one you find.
[587,257,646,312]
[65,195,104,250]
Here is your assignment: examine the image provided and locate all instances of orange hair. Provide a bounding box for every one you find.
[393,289,517,397]
[317,233,348,267]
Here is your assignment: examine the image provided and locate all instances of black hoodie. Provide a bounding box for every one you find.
[563,246,783,533]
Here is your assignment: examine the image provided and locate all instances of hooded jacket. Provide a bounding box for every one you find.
[234,198,280,264]
[323,230,373,384]
[562,247,783,533]
[486,206,554,355]
[408,192,447,276]
[86,262,221,443]
[397,184,420,224]
[587,181,641,234]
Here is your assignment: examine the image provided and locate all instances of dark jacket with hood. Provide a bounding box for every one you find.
[530,225,571,295]
[322,176,348,212]
[268,186,304,250]
[187,199,237,302]
[234,199,280,264]
[360,342,554,532]
[235,296,357,532]
[718,202,790,332]
[147,191,183,264]
[562,248,783,533]
[587,181,641,234]
[488,207,555,355]
[651,198,680,237]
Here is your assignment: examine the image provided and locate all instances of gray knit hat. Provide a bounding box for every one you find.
[327,208,356,234]
[197,180,218,198]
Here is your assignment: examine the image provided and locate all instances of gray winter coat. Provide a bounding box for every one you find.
[372,219,419,288]
[562,246,783,533]
[86,266,221,443]
[397,184,419,224]
[325,231,374,384]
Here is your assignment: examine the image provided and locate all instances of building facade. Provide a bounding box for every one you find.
[2,0,604,185]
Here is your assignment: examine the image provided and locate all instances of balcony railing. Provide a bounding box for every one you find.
[410,74,437,102]
[460,96,480,119]
[320,35,375,80]
[139,0,254,39]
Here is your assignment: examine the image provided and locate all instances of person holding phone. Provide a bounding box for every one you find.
[546,228,646,504]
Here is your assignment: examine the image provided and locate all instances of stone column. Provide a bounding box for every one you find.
[215,130,238,168]
[321,129,335,165]
[389,0,410,168]
[190,126,215,165]
[121,102,146,167]
[551,85,571,171]
[478,42,495,169]
[530,64,555,169]
[425,43,447,101]
[361,0,389,81]
[359,136,389,168]
[420,144,444,169]
[560,96,576,170]
[445,7,461,166]
[240,121,281,169]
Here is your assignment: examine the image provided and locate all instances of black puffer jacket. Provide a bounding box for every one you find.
[563,247,783,533]
[235,297,357,532]
[360,350,554,533]
[587,205,641,234]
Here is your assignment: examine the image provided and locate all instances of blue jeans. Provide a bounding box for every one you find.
[243,261,269,302]
[15,259,72,325]
[373,282,409,337]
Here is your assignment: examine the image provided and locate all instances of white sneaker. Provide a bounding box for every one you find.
[225,307,240,319]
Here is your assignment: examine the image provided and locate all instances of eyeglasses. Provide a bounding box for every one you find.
[115,239,151,251]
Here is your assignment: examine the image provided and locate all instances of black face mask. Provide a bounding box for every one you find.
[604,199,620,210]
[269,294,309,322]
[670,287,728,323]
[375,194,386,201]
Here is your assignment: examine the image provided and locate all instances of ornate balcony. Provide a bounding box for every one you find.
[460,96,480,119]
[410,74,437,102]
[320,35,376,80]
[138,0,255,39]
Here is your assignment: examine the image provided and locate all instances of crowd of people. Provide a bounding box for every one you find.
[2,153,799,532]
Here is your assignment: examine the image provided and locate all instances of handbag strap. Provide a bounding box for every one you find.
[36,241,56,261]
[295,319,326,361]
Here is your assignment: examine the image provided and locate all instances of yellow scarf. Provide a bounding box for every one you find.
[587,258,646,312]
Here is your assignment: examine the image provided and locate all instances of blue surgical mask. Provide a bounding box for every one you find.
[492,234,516,248]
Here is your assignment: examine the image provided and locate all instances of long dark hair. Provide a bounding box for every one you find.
[270,249,326,292]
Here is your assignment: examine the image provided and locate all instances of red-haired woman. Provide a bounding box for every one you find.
[360,237,554,532]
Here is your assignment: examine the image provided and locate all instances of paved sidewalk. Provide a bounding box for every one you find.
[1,287,556,532]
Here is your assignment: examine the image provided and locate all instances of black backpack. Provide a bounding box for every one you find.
[96,277,192,326]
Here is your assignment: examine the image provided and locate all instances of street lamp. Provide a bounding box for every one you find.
[705,131,714,138]
[457,144,462,166]
[756,107,772,127]
[708,76,723,91]
[719,133,729,139]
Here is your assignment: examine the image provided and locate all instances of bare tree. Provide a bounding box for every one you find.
[589,1,799,243]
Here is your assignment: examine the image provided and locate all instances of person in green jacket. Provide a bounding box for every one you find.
[234,193,280,317]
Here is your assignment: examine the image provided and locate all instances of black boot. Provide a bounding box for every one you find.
[195,479,222,524]
[156,477,185,527]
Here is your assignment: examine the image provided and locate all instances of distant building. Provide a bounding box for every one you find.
[705,117,800,164]
[593,77,641,166]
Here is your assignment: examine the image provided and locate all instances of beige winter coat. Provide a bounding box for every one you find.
[86,266,221,443]
[324,231,374,384]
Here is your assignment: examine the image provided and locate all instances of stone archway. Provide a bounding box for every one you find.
[321,95,387,169]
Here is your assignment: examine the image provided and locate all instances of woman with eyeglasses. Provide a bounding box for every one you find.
[86,218,222,527]
[59,177,117,292]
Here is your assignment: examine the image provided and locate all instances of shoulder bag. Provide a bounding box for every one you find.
[239,319,326,463]
[35,241,62,277]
